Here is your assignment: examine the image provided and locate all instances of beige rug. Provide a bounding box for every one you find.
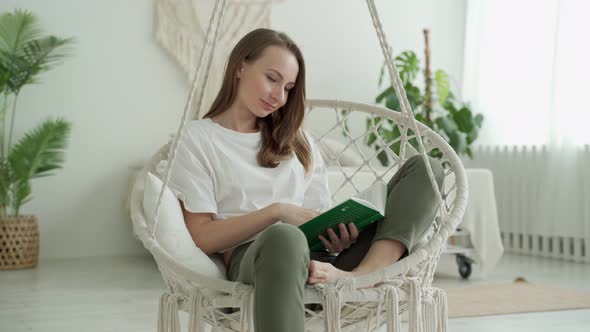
[444,281,590,318]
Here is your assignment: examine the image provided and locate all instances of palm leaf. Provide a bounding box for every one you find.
[0,10,40,55]
[7,118,71,214]
[2,36,73,94]
[24,36,73,70]
[11,179,31,215]
[9,118,71,180]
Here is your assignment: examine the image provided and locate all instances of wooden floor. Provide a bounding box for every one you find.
[1,253,589,331]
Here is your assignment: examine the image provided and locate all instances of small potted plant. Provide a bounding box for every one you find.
[0,9,73,270]
[365,29,484,165]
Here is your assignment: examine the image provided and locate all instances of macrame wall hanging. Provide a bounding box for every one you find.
[154,0,283,119]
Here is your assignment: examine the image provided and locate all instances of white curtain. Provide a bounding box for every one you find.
[463,0,590,255]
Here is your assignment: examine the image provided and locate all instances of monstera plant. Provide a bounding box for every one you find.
[0,9,73,270]
[366,29,484,165]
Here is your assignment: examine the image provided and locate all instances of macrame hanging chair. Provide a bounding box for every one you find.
[129,0,469,331]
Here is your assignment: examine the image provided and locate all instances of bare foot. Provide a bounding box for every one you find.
[307,260,355,285]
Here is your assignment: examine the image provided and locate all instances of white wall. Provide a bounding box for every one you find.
[0,0,466,259]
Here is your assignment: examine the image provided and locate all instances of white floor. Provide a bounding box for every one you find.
[1,253,589,332]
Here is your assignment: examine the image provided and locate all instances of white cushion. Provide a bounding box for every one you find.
[142,172,227,280]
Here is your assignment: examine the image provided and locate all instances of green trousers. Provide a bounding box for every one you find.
[226,155,444,331]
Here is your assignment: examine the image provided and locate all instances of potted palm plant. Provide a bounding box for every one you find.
[0,9,73,270]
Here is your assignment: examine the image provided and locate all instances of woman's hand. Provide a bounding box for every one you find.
[274,203,321,227]
[319,223,359,254]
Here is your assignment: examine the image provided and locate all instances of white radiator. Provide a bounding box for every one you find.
[460,145,590,263]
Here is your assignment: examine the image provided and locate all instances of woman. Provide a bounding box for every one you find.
[164,28,444,332]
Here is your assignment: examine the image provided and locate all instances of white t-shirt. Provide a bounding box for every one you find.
[156,118,332,253]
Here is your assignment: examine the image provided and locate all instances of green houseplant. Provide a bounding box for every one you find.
[0,9,73,270]
[366,30,483,166]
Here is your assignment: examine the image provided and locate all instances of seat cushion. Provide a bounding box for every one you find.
[142,172,227,280]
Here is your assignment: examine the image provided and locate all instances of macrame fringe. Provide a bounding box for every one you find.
[239,292,255,332]
[323,286,342,332]
[423,293,436,332]
[435,288,448,332]
[159,293,180,332]
[188,291,207,332]
[408,278,423,332]
[314,278,357,332]
[384,286,401,332]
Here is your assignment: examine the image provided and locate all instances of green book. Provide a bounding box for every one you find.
[299,181,387,251]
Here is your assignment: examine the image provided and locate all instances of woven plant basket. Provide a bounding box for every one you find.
[0,215,39,270]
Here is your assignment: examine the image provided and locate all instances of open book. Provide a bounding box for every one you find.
[299,181,387,251]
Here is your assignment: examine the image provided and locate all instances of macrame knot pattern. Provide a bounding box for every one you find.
[314,277,356,332]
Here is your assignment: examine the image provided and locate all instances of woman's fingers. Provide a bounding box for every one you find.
[319,223,359,253]
[318,235,333,252]
[327,227,339,243]
[326,228,343,253]
[348,223,359,243]
[338,223,351,245]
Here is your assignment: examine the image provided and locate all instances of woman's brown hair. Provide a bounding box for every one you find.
[203,28,312,174]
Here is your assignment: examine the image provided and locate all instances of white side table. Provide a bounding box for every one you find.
[451,168,504,277]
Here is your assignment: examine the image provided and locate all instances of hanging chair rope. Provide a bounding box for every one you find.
[365,0,448,225]
[152,0,229,238]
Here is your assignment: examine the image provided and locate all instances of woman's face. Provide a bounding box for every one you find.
[236,45,299,118]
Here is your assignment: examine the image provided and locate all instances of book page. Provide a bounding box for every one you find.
[351,197,378,213]
[353,181,387,215]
